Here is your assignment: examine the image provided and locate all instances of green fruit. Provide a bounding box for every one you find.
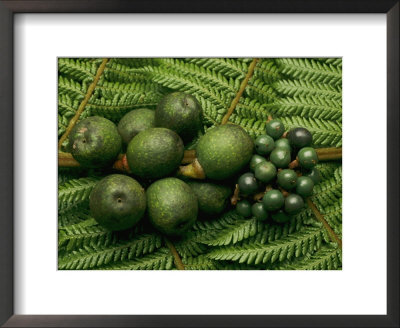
[250,154,267,171]
[69,116,122,168]
[146,178,198,236]
[117,108,155,145]
[271,209,291,223]
[252,203,268,221]
[304,167,321,184]
[296,176,314,197]
[155,92,202,141]
[266,119,285,139]
[298,147,319,169]
[277,169,298,190]
[287,127,313,148]
[254,161,277,183]
[196,124,254,180]
[187,181,231,215]
[238,172,258,196]
[262,190,284,211]
[89,174,146,231]
[236,200,252,218]
[270,148,291,168]
[126,128,184,179]
[274,138,291,152]
[284,194,304,214]
[255,135,275,155]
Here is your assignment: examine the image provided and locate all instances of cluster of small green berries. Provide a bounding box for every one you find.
[235,120,321,223]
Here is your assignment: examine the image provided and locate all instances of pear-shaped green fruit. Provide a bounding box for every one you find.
[89,174,146,231]
[147,178,198,236]
[117,108,155,145]
[69,116,122,168]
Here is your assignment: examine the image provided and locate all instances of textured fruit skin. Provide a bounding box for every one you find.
[271,210,291,223]
[187,181,231,215]
[277,169,298,190]
[89,174,146,231]
[304,167,321,184]
[274,138,291,152]
[126,128,184,179]
[250,154,267,171]
[252,203,268,221]
[266,119,285,139]
[287,127,313,148]
[69,116,122,168]
[296,176,314,197]
[155,92,202,141]
[298,147,319,169]
[255,135,275,155]
[146,178,198,236]
[269,148,291,168]
[236,200,252,218]
[196,124,254,180]
[238,172,258,195]
[262,190,284,211]
[117,108,155,145]
[254,161,277,183]
[284,194,304,214]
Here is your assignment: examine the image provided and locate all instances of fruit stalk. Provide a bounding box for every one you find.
[289,147,342,169]
[164,237,185,270]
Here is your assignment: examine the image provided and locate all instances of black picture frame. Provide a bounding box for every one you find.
[0,1,398,327]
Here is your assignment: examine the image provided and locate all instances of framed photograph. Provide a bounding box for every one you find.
[1,1,398,327]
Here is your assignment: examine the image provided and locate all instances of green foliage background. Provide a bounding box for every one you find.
[58,58,342,270]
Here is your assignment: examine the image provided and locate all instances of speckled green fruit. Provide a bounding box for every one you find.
[277,169,298,190]
[196,124,254,180]
[254,161,277,183]
[89,174,146,231]
[146,178,198,236]
[284,194,304,214]
[187,181,231,215]
[274,138,291,152]
[236,200,252,218]
[155,92,202,141]
[117,108,155,144]
[287,127,312,149]
[296,176,314,197]
[69,116,122,168]
[265,119,285,140]
[252,202,268,221]
[255,135,275,155]
[271,209,291,223]
[269,148,291,168]
[298,147,319,169]
[304,167,321,184]
[262,190,284,211]
[250,154,267,171]
[126,128,184,179]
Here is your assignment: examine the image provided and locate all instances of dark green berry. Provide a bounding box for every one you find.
[277,169,298,190]
[266,119,285,140]
[304,167,321,184]
[250,154,267,171]
[69,116,122,168]
[274,138,291,152]
[270,148,291,168]
[236,200,252,218]
[287,127,313,149]
[284,194,304,214]
[89,174,146,231]
[296,176,314,197]
[298,147,319,169]
[262,190,284,211]
[117,108,155,145]
[254,161,277,183]
[238,172,258,196]
[255,135,275,155]
[252,203,268,221]
[271,209,291,223]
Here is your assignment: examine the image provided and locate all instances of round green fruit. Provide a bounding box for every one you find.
[238,172,258,196]
[255,135,275,155]
[304,167,321,184]
[252,202,268,221]
[69,116,122,168]
[277,169,298,190]
[270,148,291,168]
[254,161,277,183]
[187,181,231,215]
[117,108,155,145]
[284,194,304,214]
[146,178,198,236]
[274,138,291,152]
[196,124,254,180]
[287,127,312,149]
[89,174,146,231]
[265,119,285,140]
[126,128,184,179]
[262,190,284,211]
[236,200,252,218]
[250,154,267,172]
[296,176,314,197]
[155,92,202,141]
[271,209,291,223]
[298,147,319,169]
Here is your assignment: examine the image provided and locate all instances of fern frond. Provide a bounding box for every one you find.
[245,78,277,104]
[58,58,99,82]
[102,60,150,83]
[317,58,342,68]
[312,167,342,207]
[183,255,220,270]
[253,58,281,83]
[185,58,248,78]
[58,94,80,117]
[111,58,160,68]
[58,76,86,101]
[58,205,91,227]
[58,177,100,212]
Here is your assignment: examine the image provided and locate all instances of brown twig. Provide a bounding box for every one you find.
[231,184,240,205]
[164,237,185,270]
[221,58,259,125]
[316,147,342,161]
[58,58,109,150]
